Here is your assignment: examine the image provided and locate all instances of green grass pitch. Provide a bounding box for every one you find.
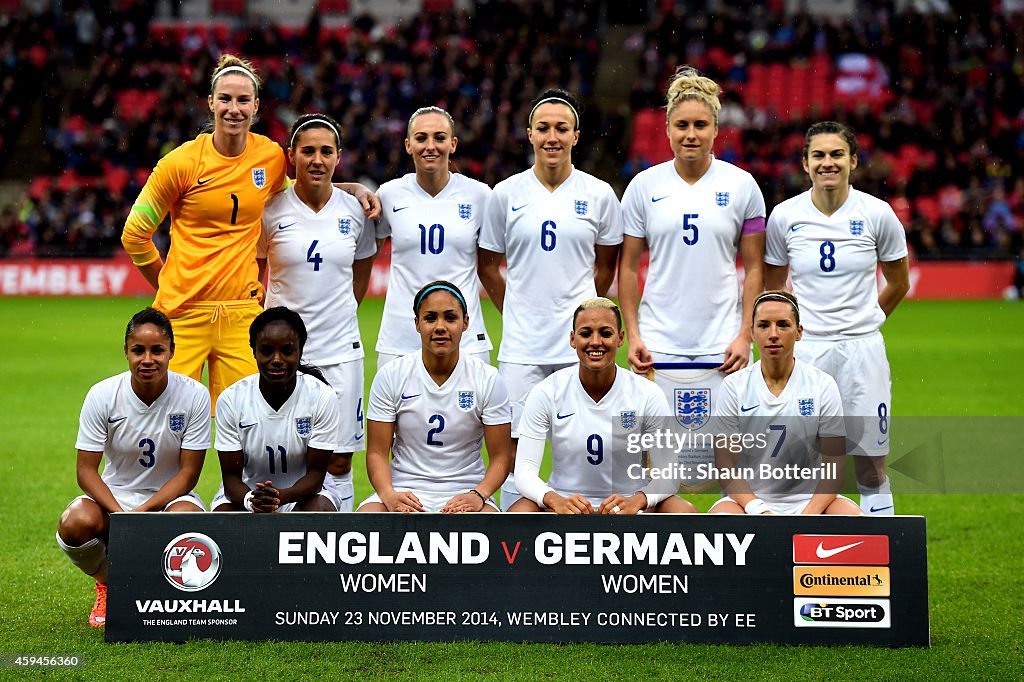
[0,297,1021,679]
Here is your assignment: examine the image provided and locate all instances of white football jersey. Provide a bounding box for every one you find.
[621,159,766,354]
[517,366,669,500]
[715,359,844,495]
[76,371,211,495]
[215,373,339,490]
[765,188,908,338]
[367,352,511,492]
[480,167,623,364]
[259,186,376,364]
[375,173,493,356]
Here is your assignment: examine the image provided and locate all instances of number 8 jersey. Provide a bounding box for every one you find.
[214,373,339,489]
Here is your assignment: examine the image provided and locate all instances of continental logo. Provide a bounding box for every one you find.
[793,566,890,596]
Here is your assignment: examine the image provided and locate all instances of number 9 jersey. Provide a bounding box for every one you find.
[214,374,339,489]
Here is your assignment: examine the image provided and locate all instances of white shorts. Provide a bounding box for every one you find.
[210,483,341,512]
[320,359,365,453]
[709,493,857,515]
[378,350,492,371]
[358,488,498,513]
[499,361,576,436]
[649,352,729,491]
[796,332,891,457]
[75,488,205,512]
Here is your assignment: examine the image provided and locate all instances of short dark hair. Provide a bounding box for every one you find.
[529,88,582,130]
[249,307,329,384]
[413,280,468,317]
[752,290,800,325]
[289,112,342,149]
[803,121,857,159]
[125,307,174,349]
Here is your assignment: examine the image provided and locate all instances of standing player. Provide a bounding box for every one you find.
[257,113,376,512]
[765,121,910,515]
[510,298,696,514]
[375,106,493,368]
[618,65,765,493]
[121,55,378,407]
[57,308,210,627]
[478,88,623,509]
[710,291,860,515]
[359,282,512,513]
[212,307,341,512]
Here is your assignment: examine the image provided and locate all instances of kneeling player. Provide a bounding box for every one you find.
[510,298,696,514]
[57,308,210,627]
[709,291,860,515]
[358,282,512,513]
[212,308,341,512]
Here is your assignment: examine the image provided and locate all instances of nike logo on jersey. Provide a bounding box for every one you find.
[556,412,575,420]
[278,222,296,230]
[790,224,808,232]
[876,437,889,446]
[392,206,409,213]
[651,195,670,203]
[511,204,528,212]
[815,540,864,559]
[740,404,759,413]
[354,433,364,441]
[401,393,421,400]
[869,505,894,513]
[239,422,257,429]
[197,177,215,185]
[107,416,127,424]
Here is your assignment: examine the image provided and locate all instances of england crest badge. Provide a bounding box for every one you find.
[338,218,351,235]
[168,413,186,433]
[850,219,865,236]
[620,411,637,430]
[457,390,475,412]
[675,388,710,430]
[295,416,312,437]
[252,167,266,189]
[716,192,730,207]
[459,203,472,219]
[798,399,815,416]
[575,200,588,216]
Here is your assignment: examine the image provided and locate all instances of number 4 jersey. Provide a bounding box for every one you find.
[214,373,339,490]
[76,371,211,495]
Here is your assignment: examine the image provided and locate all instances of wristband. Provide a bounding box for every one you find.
[243,490,256,512]
[744,498,770,515]
[468,489,486,507]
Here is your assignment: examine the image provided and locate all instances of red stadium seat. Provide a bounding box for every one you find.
[318,0,349,13]
[629,109,673,166]
[915,195,941,225]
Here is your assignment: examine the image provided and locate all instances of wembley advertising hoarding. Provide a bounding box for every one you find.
[106,514,928,646]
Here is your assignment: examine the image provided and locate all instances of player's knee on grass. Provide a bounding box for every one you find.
[654,496,697,513]
[58,499,108,545]
[507,498,543,512]
[166,500,205,512]
[296,495,337,512]
[213,502,243,512]
[825,497,863,515]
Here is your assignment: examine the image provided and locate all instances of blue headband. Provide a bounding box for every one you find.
[414,284,467,315]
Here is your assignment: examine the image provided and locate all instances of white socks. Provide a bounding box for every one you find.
[330,470,354,512]
[859,476,894,515]
[56,533,107,576]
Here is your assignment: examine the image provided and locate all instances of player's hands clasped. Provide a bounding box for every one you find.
[546,492,594,515]
[441,492,485,514]
[382,489,425,513]
[251,481,281,513]
[598,493,647,515]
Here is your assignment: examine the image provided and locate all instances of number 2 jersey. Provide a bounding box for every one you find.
[259,185,376,365]
[367,352,511,493]
[621,159,765,355]
[76,370,211,494]
[715,359,844,496]
[764,188,908,339]
[480,167,623,365]
[214,373,339,490]
[375,172,493,357]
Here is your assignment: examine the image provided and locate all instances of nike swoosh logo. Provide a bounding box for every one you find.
[107,416,127,424]
[876,438,889,446]
[239,422,257,429]
[354,433,363,441]
[740,404,759,413]
[869,505,894,513]
[815,540,864,558]
[392,206,409,213]
[401,393,421,400]
[278,223,296,230]
[197,177,215,185]
[651,195,670,203]
[556,412,575,420]
[790,224,807,232]
[511,204,528,212]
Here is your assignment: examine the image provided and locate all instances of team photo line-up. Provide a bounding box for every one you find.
[56,55,910,627]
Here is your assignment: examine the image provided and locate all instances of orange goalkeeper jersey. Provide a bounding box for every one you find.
[122,132,288,315]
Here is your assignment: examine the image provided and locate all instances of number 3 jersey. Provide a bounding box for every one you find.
[214,373,339,490]
[367,352,511,493]
[259,186,376,365]
[764,188,908,339]
[517,366,669,501]
[375,172,493,357]
[480,168,623,365]
[76,370,211,494]
[715,359,844,496]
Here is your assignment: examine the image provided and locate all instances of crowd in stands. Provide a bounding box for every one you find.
[0,0,1020,260]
